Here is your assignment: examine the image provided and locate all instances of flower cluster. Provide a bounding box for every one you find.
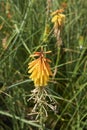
[28,49,52,87]
[51,9,65,47]
[51,9,65,28]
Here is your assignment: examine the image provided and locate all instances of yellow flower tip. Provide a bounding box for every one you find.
[58,13,65,19]
[30,52,40,57]
[51,8,64,16]
[45,50,52,54]
[51,15,58,23]
[28,49,52,87]
[51,8,65,27]
[51,13,65,27]
[45,58,51,63]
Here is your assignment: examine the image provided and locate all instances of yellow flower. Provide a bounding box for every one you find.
[52,14,65,26]
[28,50,52,87]
[51,9,65,27]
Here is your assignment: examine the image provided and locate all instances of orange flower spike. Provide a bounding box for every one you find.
[28,49,52,87]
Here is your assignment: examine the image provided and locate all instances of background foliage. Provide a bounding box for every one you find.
[0,0,87,130]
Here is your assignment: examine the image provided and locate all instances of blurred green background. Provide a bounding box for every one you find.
[0,0,87,130]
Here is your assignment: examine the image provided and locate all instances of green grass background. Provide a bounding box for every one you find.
[0,0,87,130]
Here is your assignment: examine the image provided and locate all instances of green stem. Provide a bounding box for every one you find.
[56,47,61,67]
